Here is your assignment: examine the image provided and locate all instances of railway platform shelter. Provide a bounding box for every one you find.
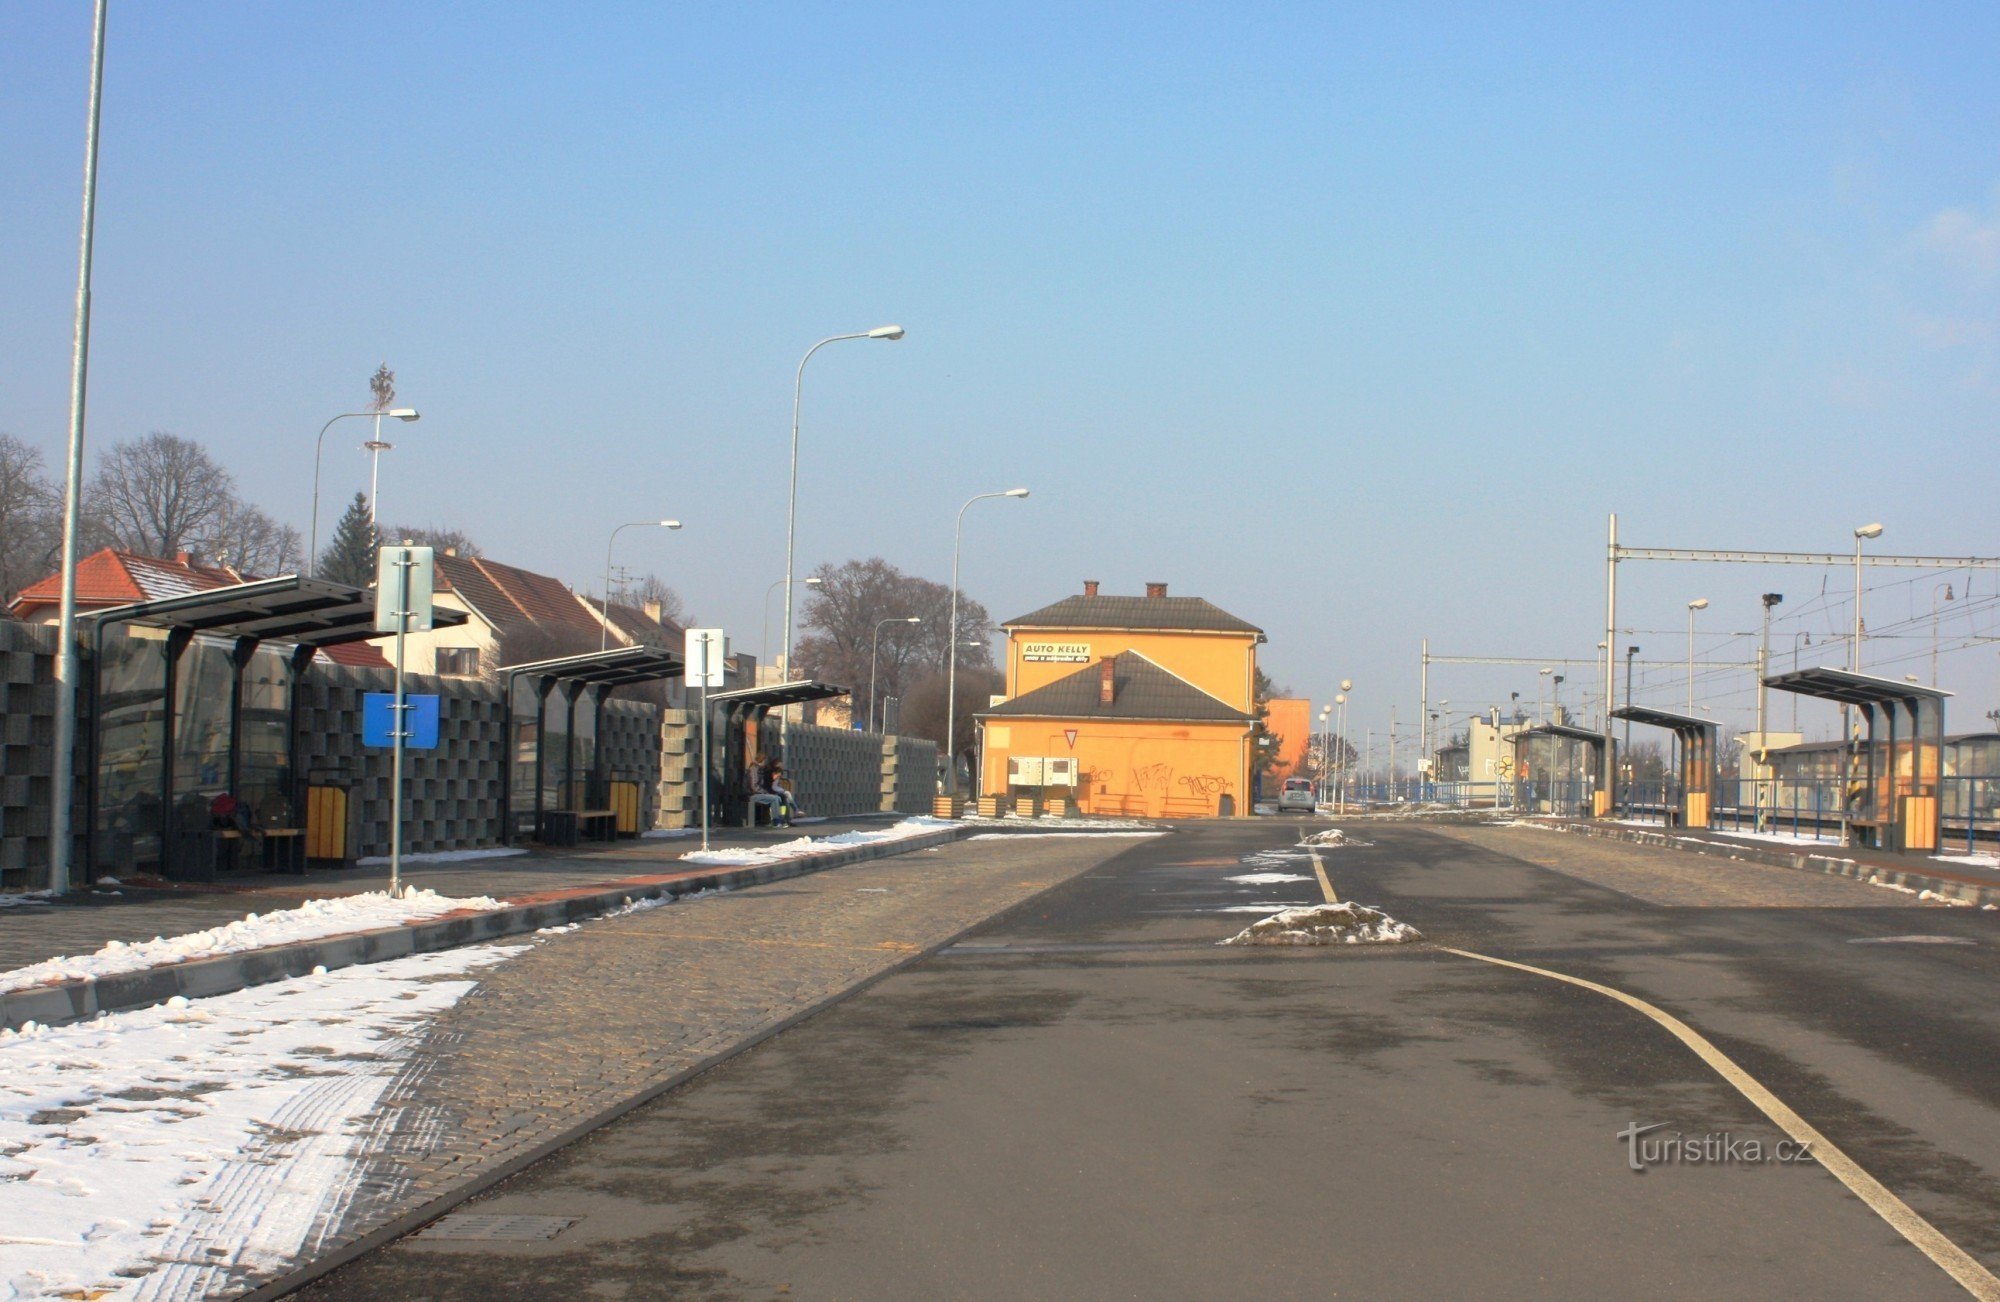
[1506,722,1605,816]
[1762,668,1948,853]
[81,575,467,882]
[1609,705,1717,829]
[502,645,682,845]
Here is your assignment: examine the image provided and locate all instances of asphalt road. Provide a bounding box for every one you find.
[304,819,2000,1300]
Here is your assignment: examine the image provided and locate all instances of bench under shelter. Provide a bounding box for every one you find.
[1762,668,1948,853]
[500,645,683,846]
[81,574,466,882]
[702,680,850,827]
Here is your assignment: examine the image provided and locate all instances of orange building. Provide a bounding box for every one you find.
[1262,697,1312,786]
[978,581,1263,818]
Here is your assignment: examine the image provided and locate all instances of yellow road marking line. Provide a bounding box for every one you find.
[1309,850,1338,904]
[1443,946,2000,1301]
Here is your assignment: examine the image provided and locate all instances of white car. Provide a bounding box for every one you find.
[1277,777,1318,813]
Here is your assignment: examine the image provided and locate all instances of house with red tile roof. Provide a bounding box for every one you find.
[6,547,390,668]
[399,552,682,681]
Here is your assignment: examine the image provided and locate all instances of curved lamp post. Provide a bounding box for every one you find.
[781,325,904,684]
[1852,523,1883,671]
[946,488,1028,793]
[763,575,822,672]
[311,408,417,575]
[870,616,921,732]
[601,519,681,651]
[1685,598,1709,713]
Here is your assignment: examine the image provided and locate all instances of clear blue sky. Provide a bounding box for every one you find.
[6,3,1998,749]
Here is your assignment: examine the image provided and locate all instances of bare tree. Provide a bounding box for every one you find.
[793,558,994,702]
[206,499,301,576]
[627,573,688,628]
[899,665,1004,759]
[0,434,59,604]
[86,432,236,559]
[369,363,395,412]
[385,523,482,557]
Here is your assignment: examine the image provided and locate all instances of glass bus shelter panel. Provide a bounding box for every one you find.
[93,626,167,876]
[239,644,295,829]
[170,639,238,828]
[508,675,544,815]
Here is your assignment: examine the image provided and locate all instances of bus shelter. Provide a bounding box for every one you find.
[83,575,464,882]
[703,681,849,826]
[1609,705,1717,829]
[1762,668,1947,853]
[501,646,683,844]
[1506,723,1604,816]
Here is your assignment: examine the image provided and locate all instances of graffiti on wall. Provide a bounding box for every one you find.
[1177,773,1231,798]
[1132,763,1175,794]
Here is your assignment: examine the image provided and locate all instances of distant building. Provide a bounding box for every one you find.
[978,581,1262,818]
[1262,696,1312,788]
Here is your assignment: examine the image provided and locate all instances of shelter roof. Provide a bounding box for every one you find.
[1763,666,1953,707]
[706,680,848,709]
[979,650,1253,723]
[1610,705,1718,735]
[499,645,683,690]
[1509,722,1606,746]
[82,575,464,650]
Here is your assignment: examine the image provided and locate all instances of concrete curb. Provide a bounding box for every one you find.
[1,826,970,1032]
[1536,820,2000,908]
[238,825,1151,1301]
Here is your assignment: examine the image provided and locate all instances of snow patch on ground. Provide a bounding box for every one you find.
[1302,828,1373,848]
[1709,828,1841,846]
[1934,850,2000,869]
[1866,875,1973,906]
[1215,901,1318,912]
[0,891,53,909]
[639,828,698,840]
[353,847,526,867]
[1226,872,1312,885]
[0,888,507,995]
[678,817,952,867]
[959,815,1159,831]
[1221,902,1422,946]
[1848,934,1977,945]
[0,942,524,1300]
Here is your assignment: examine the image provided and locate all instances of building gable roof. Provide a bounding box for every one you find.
[435,553,602,638]
[579,595,681,649]
[980,650,1253,724]
[8,548,244,618]
[1003,592,1262,636]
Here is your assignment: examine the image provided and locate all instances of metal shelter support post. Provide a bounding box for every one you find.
[157,627,194,879]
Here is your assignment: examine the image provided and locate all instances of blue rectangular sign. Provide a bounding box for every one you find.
[363,692,440,749]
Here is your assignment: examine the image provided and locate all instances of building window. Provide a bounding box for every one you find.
[436,646,481,677]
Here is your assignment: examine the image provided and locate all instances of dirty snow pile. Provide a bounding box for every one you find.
[0,887,507,995]
[0,943,524,1300]
[679,816,954,867]
[0,890,54,909]
[1933,850,2000,869]
[1221,902,1422,947]
[1302,828,1373,848]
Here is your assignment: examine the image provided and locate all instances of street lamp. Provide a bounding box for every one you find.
[869,616,922,732]
[601,519,681,651]
[946,488,1029,793]
[1336,680,1352,811]
[1852,523,1883,671]
[310,408,417,575]
[762,576,822,673]
[1686,598,1709,714]
[1317,704,1332,805]
[780,326,905,690]
[1538,666,1553,722]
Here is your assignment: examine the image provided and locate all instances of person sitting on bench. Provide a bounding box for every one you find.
[770,763,801,827]
[748,757,785,827]
[210,791,263,842]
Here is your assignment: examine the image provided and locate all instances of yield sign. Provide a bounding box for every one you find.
[1064,729,1078,748]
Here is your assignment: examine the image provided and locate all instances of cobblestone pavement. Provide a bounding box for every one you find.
[1429,823,1937,908]
[0,817,909,976]
[278,830,1155,1296]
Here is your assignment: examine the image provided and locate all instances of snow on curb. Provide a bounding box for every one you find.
[1221,902,1422,946]
[678,816,956,867]
[0,890,54,909]
[966,831,1164,841]
[0,888,506,995]
[354,847,527,867]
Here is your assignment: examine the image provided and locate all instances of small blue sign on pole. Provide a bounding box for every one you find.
[363,692,440,750]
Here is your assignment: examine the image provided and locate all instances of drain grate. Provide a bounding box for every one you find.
[417,1213,578,1242]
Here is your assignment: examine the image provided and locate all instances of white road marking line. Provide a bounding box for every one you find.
[1443,946,2000,1301]
[1309,850,1338,904]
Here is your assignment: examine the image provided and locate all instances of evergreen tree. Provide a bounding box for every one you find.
[318,492,378,586]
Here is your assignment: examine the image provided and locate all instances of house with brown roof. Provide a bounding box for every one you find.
[7,547,390,668]
[977,581,1263,818]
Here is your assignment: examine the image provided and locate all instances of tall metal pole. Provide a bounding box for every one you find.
[783,330,899,684]
[1418,640,1428,800]
[1686,606,1697,715]
[367,412,384,527]
[1623,645,1638,808]
[390,548,410,896]
[50,0,110,896]
[1602,513,1618,815]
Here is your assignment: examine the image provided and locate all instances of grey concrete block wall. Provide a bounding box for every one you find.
[655,709,696,828]
[889,734,940,815]
[599,698,662,830]
[296,665,509,858]
[786,723,889,818]
[0,622,82,892]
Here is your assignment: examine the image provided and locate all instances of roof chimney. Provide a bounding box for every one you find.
[1098,657,1117,705]
[1083,580,1099,597]
[444,546,458,557]
[175,551,194,567]
[1144,582,1167,599]
[643,600,663,624]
